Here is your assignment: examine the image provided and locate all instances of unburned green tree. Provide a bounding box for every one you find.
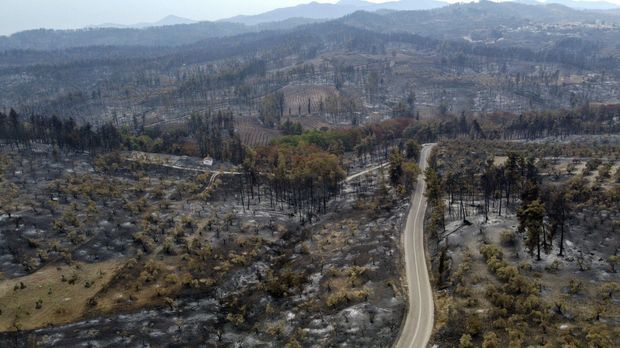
[518,199,546,260]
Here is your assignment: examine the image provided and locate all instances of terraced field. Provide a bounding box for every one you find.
[235,116,281,146]
[282,85,339,117]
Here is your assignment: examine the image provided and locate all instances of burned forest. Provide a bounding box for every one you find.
[1,1,619,347]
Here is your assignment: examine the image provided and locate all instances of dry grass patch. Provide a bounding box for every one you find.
[93,257,185,313]
[433,292,455,334]
[493,156,508,166]
[0,260,123,331]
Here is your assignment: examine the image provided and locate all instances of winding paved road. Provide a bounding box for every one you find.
[396,143,436,348]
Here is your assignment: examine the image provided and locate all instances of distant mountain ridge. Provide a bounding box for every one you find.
[340,0,620,39]
[222,0,620,26]
[0,17,326,51]
[222,0,448,25]
[540,0,619,10]
[1,0,619,51]
[92,15,198,29]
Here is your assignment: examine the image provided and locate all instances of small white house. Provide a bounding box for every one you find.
[202,156,214,166]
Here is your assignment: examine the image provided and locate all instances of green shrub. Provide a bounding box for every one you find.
[480,244,503,261]
[500,230,517,247]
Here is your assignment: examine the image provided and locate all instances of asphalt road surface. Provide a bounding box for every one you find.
[395,143,436,348]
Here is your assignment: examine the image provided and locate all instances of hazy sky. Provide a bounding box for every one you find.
[1,0,618,36]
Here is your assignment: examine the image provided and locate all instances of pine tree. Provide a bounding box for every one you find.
[518,199,546,260]
[388,149,404,186]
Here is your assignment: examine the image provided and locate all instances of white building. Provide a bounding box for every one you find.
[202,156,214,166]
